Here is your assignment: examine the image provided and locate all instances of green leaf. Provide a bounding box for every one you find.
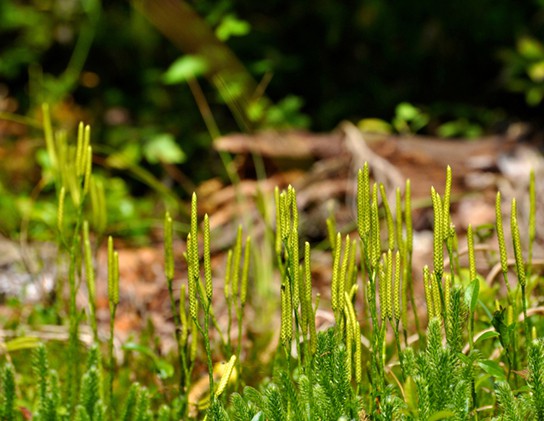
[122,342,174,379]
[475,330,500,344]
[358,118,392,134]
[528,60,544,82]
[428,410,456,421]
[395,102,420,120]
[517,37,544,59]
[526,86,544,106]
[250,411,265,421]
[162,55,208,84]
[492,307,511,349]
[393,102,429,133]
[106,143,142,169]
[404,376,418,413]
[3,336,40,353]
[143,133,186,164]
[478,359,506,381]
[465,278,480,312]
[215,14,251,41]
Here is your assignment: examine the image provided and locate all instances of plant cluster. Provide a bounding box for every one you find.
[1,114,544,420]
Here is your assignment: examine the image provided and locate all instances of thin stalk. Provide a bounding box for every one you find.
[194,301,215,409]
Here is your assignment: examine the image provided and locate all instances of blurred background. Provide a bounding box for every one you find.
[1,0,544,239]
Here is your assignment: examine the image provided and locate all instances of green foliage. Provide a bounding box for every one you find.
[500,36,544,106]
[393,102,430,135]
[229,329,361,421]
[3,115,544,420]
[1,363,16,421]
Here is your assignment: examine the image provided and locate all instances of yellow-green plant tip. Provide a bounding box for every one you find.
[301,241,312,334]
[394,250,401,322]
[224,249,233,300]
[215,355,237,398]
[76,122,84,176]
[511,198,526,287]
[107,236,114,297]
[82,145,92,196]
[289,185,299,231]
[280,191,290,242]
[507,304,514,326]
[380,183,395,251]
[190,193,198,262]
[232,225,243,296]
[83,124,91,160]
[357,168,364,239]
[344,291,358,340]
[442,166,452,235]
[57,186,65,234]
[378,258,386,321]
[444,273,451,320]
[370,186,380,269]
[326,217,336,251]
[342,298,354,381]
[467,224,476,281]
[431,187,444,281]
[331,232,342,312]
[203,214,212,301]
[274,186,282,255]
[423,265,433,320]
[304,241,311,303]
[290,228,300,309]
[42,103,57,168]
[349,283,358,301]
[495,192,509,276]
[357,163,371,239]
[354,319,362,383]
[431,269,441,319]
[164,212,174,281]
[241,236,251,305]
[339,235,351,308]
[385,249,393,320]
[186,233,198,320]
[401,249,408,328]
[112,251,120,305]
[280,281,292,348]
[395,187,403,251]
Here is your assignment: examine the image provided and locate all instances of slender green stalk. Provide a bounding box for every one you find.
[164,212,186,390]
[83,221,98,341]
[404,179,420,342]
[466,227,479,352]
[107,236,119,412]
[467,224,476,281]
[237,236,251,366]
[331,232,342,317]
[511,199,529,339]
[431,187,444,285]
[224,248,233,353]
[423,265,434,322]
[496,192,512,296]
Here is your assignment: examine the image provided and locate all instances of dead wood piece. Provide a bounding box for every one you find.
[214,131,344,159]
